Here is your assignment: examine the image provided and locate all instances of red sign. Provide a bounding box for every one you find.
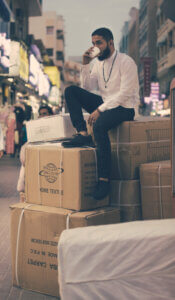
[141,57,153,97]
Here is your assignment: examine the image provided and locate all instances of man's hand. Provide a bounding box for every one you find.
[0,150,4,159]
[82,47,94,65]
[88,109,100,126]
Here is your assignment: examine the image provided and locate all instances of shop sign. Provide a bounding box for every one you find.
[19,44,29,82]
[150,82,160,102]
[0,32,10,74]
[29,53,40,87]
[0,38,29,81]
[48,86,60,105]
[9,41,20,76]
[44,66,60,88]
[38,69,50,97]
[141,57,153,97]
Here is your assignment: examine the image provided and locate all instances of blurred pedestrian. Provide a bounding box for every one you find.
[6,106,16,156]
[0,123,4,158]
[38,104,53,118]
[14,105,25,155]
[17,104,54,201]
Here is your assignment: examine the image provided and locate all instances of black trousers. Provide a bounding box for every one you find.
[65,85,135,179]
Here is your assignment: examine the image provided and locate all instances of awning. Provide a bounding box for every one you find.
[0,0,13,22]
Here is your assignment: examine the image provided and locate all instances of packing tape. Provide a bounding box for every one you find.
[15,204,34,286]
[118,180,122,208]
[59,147,63,208]
[116,128,122,179]
[158,165,163,219]
[66,211,77,229]
[83,146,98,182]
[115,139,170,145]
[141,185,171,189]
[119,203,141,207]
[37,148,41,204]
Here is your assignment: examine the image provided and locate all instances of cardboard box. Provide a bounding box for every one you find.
[26,113,75,143]
[140,160,173,219]
[10,203,120,297]
[110,117,170,180]
[110,180,141,222]
[25,144,109,210]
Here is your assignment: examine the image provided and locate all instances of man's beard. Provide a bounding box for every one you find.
[98,46,111,61]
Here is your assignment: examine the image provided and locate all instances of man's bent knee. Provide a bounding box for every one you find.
[65,85,80,100]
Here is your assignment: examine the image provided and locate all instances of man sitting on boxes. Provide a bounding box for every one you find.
[62,27,139,200]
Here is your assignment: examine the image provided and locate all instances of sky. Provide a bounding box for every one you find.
[43,0,140,59]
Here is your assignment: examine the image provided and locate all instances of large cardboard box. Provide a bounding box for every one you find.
[25,144,109,210]
[10,203,120,297]
[140,160,173,219]
[110,180,141,222]
[110,117,170,180]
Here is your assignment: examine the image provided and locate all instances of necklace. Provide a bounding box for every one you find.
[103,51,118,88]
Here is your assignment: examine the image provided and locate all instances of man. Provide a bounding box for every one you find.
[38,104,53,118]
[62,27,139,200]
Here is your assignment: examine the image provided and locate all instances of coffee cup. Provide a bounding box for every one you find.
[89,46,100,58]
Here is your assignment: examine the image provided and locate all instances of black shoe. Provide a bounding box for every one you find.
[93,180,110,200]
[62,134,94,148]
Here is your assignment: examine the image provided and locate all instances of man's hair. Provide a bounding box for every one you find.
[38,104,53,115]
[91,27,114,42]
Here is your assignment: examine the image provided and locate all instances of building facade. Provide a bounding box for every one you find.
[29,11,65,72]
[0,0,42,106]
[119,21,129,54]
[128,7,139,66]
[138,0,157,98]
[156,0,175,97]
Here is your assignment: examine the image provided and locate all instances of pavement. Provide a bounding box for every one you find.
[0,155,59,300]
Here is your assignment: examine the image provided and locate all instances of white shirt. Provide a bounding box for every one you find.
[81,51,140,113]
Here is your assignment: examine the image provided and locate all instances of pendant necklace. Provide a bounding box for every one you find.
[103,51,118,88]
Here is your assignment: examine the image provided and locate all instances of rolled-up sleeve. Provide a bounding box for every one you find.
[81,63,99,91]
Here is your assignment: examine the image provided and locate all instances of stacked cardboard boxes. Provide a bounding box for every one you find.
[108,116,170,221]
[10,115,171,297]
[10,141,120,297]
[110,180,141,222]
[11,203,119,297]
[140,160,173,220]
[109,116,170,179]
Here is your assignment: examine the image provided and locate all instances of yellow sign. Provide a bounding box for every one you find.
[44,66,60,88]
[19,44,29,82]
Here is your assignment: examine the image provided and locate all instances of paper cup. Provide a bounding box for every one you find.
[90,46,100,58]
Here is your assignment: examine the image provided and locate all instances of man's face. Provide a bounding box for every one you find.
[39,108,50,118]
[92,35,111,61]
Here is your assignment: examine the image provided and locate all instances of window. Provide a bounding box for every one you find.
[46,48,53,56]
[56,30,64,40]
[46,26,54,35]
[56,51,64,61]
[169,31,173,48]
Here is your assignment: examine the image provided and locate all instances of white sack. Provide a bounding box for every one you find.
[58,219,175,300]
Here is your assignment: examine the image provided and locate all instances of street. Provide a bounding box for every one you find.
[0,155,59,300]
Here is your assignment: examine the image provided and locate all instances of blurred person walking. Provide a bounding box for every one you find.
[17,104,53,201]
[0,123,4,158]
